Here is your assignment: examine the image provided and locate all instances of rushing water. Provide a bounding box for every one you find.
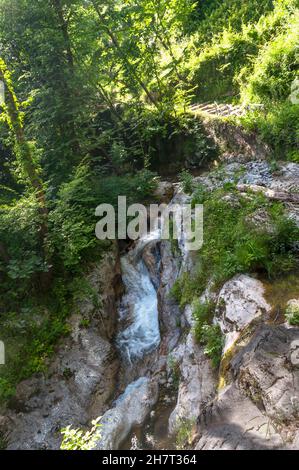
[116,223,161,363]
[109,196,188,449]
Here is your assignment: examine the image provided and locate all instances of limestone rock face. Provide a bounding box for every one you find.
[4,249,122,450]
[232,325,299,425]
[195,324,299,450]
[195,383,284,450]
[168,332,216,434]
[95,377,158,450]
[217,274,271,352]
[157,240,181,355]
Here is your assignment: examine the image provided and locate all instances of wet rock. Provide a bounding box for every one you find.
[94,377,158,450]
[142,241,161,290]
[157,240,181,354]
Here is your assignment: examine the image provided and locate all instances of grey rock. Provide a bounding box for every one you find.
[169,332,216,434]
[217,274,271,352]
[5,249,122,450]
[94,377,158,450]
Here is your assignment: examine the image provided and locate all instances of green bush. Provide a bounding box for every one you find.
[175,418,196,450]
[285,302,299,326]
[241,103,299,157]
[179,169,194,194]
[200,323,224,369]
[60,417,101,450]
[193,301,223,368]
[241,15,299,104]
[193,300,215,340]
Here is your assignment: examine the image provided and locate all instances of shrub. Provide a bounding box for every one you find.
[193,300,215,341]
[285,301,299,326]
[179,169,194,194]
[175,418,196,450]
[60,417,101,450]
[241,16,299,104]
[200,323,224,368]
[241,103,299,157]
[193,301,224,368]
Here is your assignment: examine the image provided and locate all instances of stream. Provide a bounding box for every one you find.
[97,204,184,450]
[116,229,161,364]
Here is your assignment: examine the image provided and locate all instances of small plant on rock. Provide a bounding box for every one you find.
[179,169,194,194]
[285,301,299,326]
[60,417,101,450]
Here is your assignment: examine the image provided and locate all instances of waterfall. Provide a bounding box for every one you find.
[116,222,161,363]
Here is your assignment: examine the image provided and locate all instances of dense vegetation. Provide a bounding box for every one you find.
[0,0,298,401]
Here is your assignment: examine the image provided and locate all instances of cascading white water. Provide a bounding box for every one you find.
[116,196,190,363]
[99,189,189,449]
[116,225,161,363]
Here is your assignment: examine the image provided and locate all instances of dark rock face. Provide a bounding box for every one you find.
[142,241,161,290]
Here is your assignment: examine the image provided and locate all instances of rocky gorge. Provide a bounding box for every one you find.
[1,156,299,451]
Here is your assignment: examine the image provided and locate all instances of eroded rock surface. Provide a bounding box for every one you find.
[95,377,158,450]
[169,332,216,434]
[217,274,271,352]
[195,324,299,450]
[4,248,122,450]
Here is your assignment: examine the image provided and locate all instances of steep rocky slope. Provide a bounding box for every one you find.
[1,157,298,451]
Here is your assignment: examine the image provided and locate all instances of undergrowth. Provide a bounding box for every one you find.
[172,184,299,308]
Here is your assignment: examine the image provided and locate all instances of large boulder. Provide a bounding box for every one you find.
[94,377,158,450]
[195,324,299,450]
[216,274,271,353]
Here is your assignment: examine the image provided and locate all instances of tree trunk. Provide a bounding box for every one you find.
[92,0,160,109]
[0,60,51,287]
[51,0,74,73]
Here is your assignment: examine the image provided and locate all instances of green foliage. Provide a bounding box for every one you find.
[193,300,215,339]
[174,186,299,307]
[171,272,199,308]
[60,417,101,450]
[240,12,298,104]
[179,169,194,194]
[199,323,224,368]
[285,302,299,326]
[193,0,275,45]
[238,5,299,156]
[167,354,180,388]
[0,0,298,411]
[175,418,196,450]
[192,301,223,368]
[0,288,72,402]
[241,103,299,157]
